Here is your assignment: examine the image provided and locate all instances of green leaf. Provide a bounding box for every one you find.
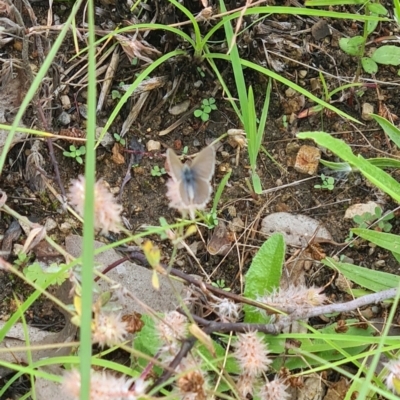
[339,36,365,57]
[372,45,400,65]
[76,156,83,164]
[133,314,163,371]
[322,257,399,292]
[297,132,400,203]
[366,16,378,36]
[319,159,353,172]
[392,251,400,263]
[201,113,209,122]
[352,228,400,255]
[194,109,203,117]
[367,3,387,15]
[23,263,68,287]
[371,114,400,148]
[243,233,285,323]
[361,57,378,74]
[252,172,262,194]
[203,105,211,113]
[368,157,400,169]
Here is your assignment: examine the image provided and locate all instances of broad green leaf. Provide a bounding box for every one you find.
[297,132,400,202]
[339,36,365,57]
[392,251,400,263]
[366,16,378,36]
[322,257,400,291]
[352,228,400,254]
[361,57,378,74]
[372,45,400,65]
[243,233,285,323]
[371,114,400,148]
[133,314,162,370]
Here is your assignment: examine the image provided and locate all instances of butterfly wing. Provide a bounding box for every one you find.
[190,146,216,182]
[166,148,184,182]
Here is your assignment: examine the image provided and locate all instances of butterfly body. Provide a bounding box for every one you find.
[167,146,216,208]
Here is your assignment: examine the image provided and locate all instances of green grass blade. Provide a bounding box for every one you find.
[219,0,248,126]
[207,54,360,124]
[80,0,97,397]
[0,0,84,174]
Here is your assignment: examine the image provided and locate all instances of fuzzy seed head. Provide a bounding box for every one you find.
[259,377,290,400]
[157,311,188,345]
[258,284,327,313]
[92,312,128,348]
[62,369,146,399]
[68,176,122,235]
[386,359,400,393]
[233,331,272,378]
[236,373,256,398]
[214,298,241,322]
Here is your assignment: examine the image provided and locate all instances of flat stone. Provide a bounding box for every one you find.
[65,235,186,315]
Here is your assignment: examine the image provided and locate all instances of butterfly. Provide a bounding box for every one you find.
[166,146,216,208]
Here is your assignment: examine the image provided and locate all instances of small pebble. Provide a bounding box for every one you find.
[298,70,307,78]
[193,139,201,147]
[95,127,114,148]
[79,104,88,119]
[285,88,296,97]
[146,140,161,151]
[44,218,57,232]
[60,94,71,110]
[362,103,374,121]
[294,145,321,175]
[60,222,72,233]
[57,111,71,126]
[169,100,190,115]
[374,260,385,268]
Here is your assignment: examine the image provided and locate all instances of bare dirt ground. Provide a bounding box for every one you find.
[1,0,400,397]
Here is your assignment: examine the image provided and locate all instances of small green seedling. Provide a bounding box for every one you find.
[194,98,217,122]
[111,82,125,100]
[24,262,69,287]
[113,133,126,146]
[151,165,166,177]
[211,279,231,291]
[14,252,31,268]
[63,145,86,164]
[353,206,394,232]
[314,174,335,190]
[282,114,288,129]
[204,210,218,229]
[111,89,121,100]
[338,3,388,75]
[197,66,205,78]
